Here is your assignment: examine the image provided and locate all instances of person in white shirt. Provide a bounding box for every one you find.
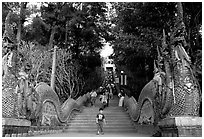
[153,68,165,95]
[118,90,125,107]
[90,90,97,106]
[100,93,108,109]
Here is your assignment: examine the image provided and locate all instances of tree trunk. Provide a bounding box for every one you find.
[17,2,27,44]
[51,46,57,89]
[187,28,191,55]
[65,20,69,46]
[49,21,57,89]
[49,24,56,50]
[176,2,183,22]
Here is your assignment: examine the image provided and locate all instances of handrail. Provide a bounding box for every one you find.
[2,92,91,137]
[124,95,139,122]
[123,81,159,125]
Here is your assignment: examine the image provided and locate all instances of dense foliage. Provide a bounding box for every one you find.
[2,2,202,101]
[2,2,110,102]
[110,2,202,98]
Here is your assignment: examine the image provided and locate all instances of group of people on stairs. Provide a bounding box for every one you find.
[88,79,127,135]
[89,83,114,109]
[89,83,125,109]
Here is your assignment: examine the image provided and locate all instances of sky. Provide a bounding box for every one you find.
[100,3,114,58]
[100,42,114,58]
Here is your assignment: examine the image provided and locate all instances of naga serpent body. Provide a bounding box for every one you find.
[124,80,163,124]
[124,19,201,125]
[124,67,200,125]
[32,82,90,126]
[2,12,90,125]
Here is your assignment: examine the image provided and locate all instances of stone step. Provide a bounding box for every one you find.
[82,109,125,112]
[74,112,127,115]
[65,128,137,132]
[72,117,131,120]
[74,115,129,118]
[81,109,127,112]
[80,111,127,114]
[66,126,136,130]
[82,106,124,109]
[73,117,130,120]
[74,114,129,117]
[81,109,126,112]
[80,108,126,111]
[80,112,126,115]
[68,123,133,126]
[95,100,119,103]
[68,120,133,123]
[66,96,137,134]
[68,125,135,129]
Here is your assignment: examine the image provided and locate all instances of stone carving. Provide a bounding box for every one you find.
[2,41,33,119]
[30,82,84,126]
[2,11,31,119]
[2,12,89,126]
[124,14,201,125]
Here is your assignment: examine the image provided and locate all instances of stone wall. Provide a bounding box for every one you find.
[2,92,91,137]
[2,118,31,137]
[158,117,202,137]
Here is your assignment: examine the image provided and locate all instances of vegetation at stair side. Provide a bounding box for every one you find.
[109,2,202,100]
[2,2,112,103]
[2,2,201,103]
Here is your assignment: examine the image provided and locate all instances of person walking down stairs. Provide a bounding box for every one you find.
[96,108,106,135]
[118,89,125,107]
[105,89,110,107]
[90,90,97,106]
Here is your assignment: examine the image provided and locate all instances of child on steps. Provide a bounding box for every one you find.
[96,108,106,135]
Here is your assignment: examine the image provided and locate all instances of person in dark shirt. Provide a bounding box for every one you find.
[96,108,106,135]
[105,89,110,107]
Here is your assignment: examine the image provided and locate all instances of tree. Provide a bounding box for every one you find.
[18,41,52,85]
[182,3,202,86]
[110,2,202,97]
[2,2,111,102]
[37,2,109,99]
[110,3,173,95]
[22,16,50,45]
[39,2,111,55]
[2,2,20,35]
[79,54,103,93]
[16,2,28,43]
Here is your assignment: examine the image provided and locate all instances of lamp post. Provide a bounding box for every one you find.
[51,45,58,89]
[124,74,127,86]
[120,71,124,85]
[120,71,127,86]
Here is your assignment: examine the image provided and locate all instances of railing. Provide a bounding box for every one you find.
[122,80,156,123]
[2,92,91,137]
[76,93,91,107]
[123,90,160,136]
[124,95,139,122]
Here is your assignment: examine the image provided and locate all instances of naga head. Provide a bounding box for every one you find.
[2,11,22,75]
[16,77,40,120]
[2,43,21,78]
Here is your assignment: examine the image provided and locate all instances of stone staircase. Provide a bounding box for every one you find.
[66,96,138,133]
